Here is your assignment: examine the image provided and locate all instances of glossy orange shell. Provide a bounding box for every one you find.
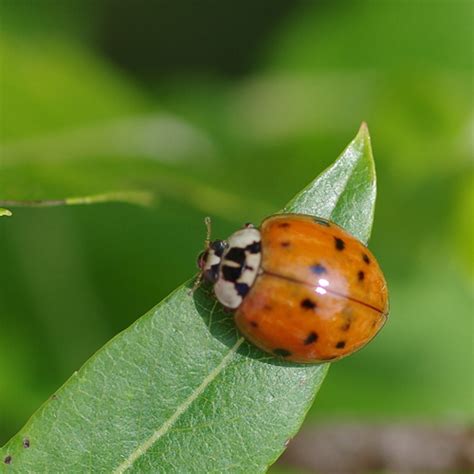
[234,214,389,363]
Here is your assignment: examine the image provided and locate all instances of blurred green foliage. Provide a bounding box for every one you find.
[0,0,472,449]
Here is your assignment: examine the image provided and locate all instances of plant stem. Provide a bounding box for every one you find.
[0,191,154,209]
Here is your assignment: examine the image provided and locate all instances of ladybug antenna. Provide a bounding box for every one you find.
[204,216,212,248]
[190,216,213,295]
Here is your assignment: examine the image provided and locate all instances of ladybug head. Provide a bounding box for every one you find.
[196,239,227,283]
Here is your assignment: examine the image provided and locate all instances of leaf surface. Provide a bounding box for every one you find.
[1,124,376,473]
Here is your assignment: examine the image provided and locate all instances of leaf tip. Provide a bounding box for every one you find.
[355,121,372,150]
[354,121,375,175]
[358,120,369,135]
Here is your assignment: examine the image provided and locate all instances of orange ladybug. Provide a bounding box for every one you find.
[196,214,389,363]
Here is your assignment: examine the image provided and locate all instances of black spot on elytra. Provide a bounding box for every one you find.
[363,253,371,264]
[310,264,327,275]
[313,217,331,227]
[358,270,365,281]
[336,340,346,349]
[280,241,291,248]
[4,456,12,465]
[235,282,250,297]
[341,320,352,332]
[250,321,259,328]
[274,348,292,357]
[225,247,246,265]
[301,298,317,310]
[334,237,345,251]
[278,222,290,228]
[304,331,318,345]
[23,438,30,449]
[246,241,261,254]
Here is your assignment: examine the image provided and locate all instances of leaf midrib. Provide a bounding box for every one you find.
[113,337,245,473]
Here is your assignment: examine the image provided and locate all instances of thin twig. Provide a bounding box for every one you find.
[0,191,154,209]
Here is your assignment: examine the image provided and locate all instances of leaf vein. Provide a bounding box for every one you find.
[113,337,245,473]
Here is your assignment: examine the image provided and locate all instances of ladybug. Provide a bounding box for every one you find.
[196,214,389,363]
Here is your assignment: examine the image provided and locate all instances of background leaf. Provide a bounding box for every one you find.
[1,5,472,473]
[0,34,225,217]
[2,125,376,472]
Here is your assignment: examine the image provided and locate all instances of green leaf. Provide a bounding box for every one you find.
[1,123,376,472]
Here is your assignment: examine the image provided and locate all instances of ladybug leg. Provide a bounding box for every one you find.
[188,273,204,295]
[189,216,213,296]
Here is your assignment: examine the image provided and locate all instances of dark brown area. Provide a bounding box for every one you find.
[335,340,346,349]
[363,253,371,264]
[4,455,12,464]
[23,438,30,448]
[278,423,474,473]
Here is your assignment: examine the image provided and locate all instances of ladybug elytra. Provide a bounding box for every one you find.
[197,214,388,363]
